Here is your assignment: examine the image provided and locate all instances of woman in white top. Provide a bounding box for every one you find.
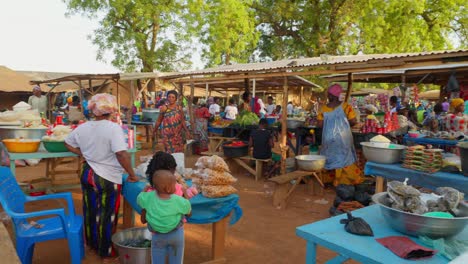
[65,93,139,260]
[225,98,238,120]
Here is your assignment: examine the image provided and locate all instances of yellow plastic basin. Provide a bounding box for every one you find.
[2,138,41,153]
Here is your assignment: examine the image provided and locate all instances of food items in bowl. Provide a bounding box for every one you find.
[42,125,72,141]
[370,135,390,143]
[224,141,246,147]
[2,138,41,153]
[200,185,237,198]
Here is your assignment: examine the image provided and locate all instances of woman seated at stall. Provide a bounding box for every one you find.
[444,98,467,134]
[422,103,444,132]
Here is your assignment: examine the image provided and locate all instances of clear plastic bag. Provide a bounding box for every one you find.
[420,236,468,260]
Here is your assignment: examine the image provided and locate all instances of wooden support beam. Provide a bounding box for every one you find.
[129,81,134,125]
[345,73,353,102]
[189,77,195,133]
[280,77,288,175]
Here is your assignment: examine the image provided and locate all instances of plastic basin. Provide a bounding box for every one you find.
[43,141,68,152]
[2,139,40,153]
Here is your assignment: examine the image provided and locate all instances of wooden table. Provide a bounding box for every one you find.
[296,205,461,263]
[232,156,271,181]
[0,223,20,264]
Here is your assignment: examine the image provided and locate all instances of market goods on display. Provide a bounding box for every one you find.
[192,155,237,198]
[211,119,232,128]
[224,141,247,147]
[232,110,260,127]
[387,180,464,215]
[42,125,73,141]
[403,145,443,173]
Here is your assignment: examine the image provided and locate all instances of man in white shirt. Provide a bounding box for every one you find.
[287,102,294,115]
[209,97,221,116]
[265,96,275,115]
[28,85,48,115]
[225,98,238,120]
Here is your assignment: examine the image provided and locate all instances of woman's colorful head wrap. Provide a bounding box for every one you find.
[328,84,343,97]
[87,93,118,116]
[450,98,464,110]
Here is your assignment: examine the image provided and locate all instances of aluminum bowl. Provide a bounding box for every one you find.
[372,192,468,238]
[295,155,326,171]
[0,126,47,140]
[112,227,151,264]
[360,142,405,164]
[287,119,305,129]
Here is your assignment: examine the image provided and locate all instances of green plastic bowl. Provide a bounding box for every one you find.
[42,141,68,152]
[422,212,454,218]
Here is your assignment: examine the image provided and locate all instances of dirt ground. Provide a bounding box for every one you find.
[2,147,347,264]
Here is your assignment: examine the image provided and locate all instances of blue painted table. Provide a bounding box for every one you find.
[403,134,463,148]
[296,205,465,264]
[364,162,468,194]
[121,176,242,262]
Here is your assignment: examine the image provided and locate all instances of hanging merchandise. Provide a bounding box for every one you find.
[377,94,389,112]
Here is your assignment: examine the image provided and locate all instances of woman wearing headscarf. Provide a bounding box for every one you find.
[317,84,363,186]
[445,98,467,133]
[65,93,139,259]
[194,99,210,152]
[154,90,191,153]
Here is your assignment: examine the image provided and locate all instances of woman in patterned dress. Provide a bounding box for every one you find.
[194,99,210,152]
[154,90,191,153]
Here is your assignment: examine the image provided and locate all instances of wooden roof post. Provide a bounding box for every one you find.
[205,83,209,100]
[189,76,195,133]
[401,73,407,102]
[344,73,353,102]
[129,80,134,125]
[116,79,120,112]
[280,76,289,175]
[253,78,256,97]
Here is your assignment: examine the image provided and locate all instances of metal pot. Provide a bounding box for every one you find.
[0,126,47,140]
[360,142,405,164]
[372,192,468,238]
[287,119,305,129]
[295,155,326,171]
[112,227,152,264]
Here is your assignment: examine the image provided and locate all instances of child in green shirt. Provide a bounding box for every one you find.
[137,170,191,264]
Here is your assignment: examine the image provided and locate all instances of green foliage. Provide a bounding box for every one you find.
[199,0,259,66]
[233,110,260,127]
[65,0,204,72]
[254,0,468,60]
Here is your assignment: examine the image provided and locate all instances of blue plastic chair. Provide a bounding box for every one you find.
[0,166,84,264]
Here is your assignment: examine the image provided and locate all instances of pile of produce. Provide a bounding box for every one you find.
[386,180,464,215]
[121,238,151,248]
[211,119,232,128]
[232,110,259,127]
[187,155,238,198]
[224,141,247,147]
[42,125,72,141]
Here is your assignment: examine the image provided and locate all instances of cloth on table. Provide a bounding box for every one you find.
[377,236,437,259]
[122,175,242,225]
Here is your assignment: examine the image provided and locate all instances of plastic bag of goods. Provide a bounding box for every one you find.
[195,155,229,172]
[198,168,237,185]
[200,185,237,198]
[171,153,185,176]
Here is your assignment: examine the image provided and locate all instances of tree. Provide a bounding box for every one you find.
[65,0,203,72]
[254,0,468,61]
[199,0,259,66]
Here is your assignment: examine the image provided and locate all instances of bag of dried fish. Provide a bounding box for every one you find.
[387,180,426,214]
[436,187,464,211]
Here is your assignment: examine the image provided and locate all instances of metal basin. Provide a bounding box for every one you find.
[372,192,468,238]
[112,227,151,264]
[296,155,326,171]
[361,142,405,164]
[0,126,47,140]
[287,119,305,129]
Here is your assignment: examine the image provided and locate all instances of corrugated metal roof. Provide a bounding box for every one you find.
[163,50,468,78]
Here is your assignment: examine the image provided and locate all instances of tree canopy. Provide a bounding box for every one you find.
[65,0,468,72]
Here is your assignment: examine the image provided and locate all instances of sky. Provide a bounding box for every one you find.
[0,0,202,74]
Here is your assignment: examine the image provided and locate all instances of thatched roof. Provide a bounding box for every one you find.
[0,66,35,92]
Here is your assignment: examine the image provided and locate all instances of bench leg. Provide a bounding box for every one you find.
[123,199,135,228]
[272,183,289,208]
[212,216,228,261]
[255,160,263,181]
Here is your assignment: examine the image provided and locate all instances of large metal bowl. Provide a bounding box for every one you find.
[0,126,47,140]
[296,155,326,171]
[112,227,151,264]
[360,142,405,164]
[372,192,468,238]
[287,119,305,129]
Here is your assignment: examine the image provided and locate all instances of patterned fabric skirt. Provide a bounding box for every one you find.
[80,162,121,257]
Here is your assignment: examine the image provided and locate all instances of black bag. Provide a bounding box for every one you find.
[340,212,374,236]
[446,72,460,92]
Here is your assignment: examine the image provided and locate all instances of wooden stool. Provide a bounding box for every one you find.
[232,156,271,181]
[268,170,324,209]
